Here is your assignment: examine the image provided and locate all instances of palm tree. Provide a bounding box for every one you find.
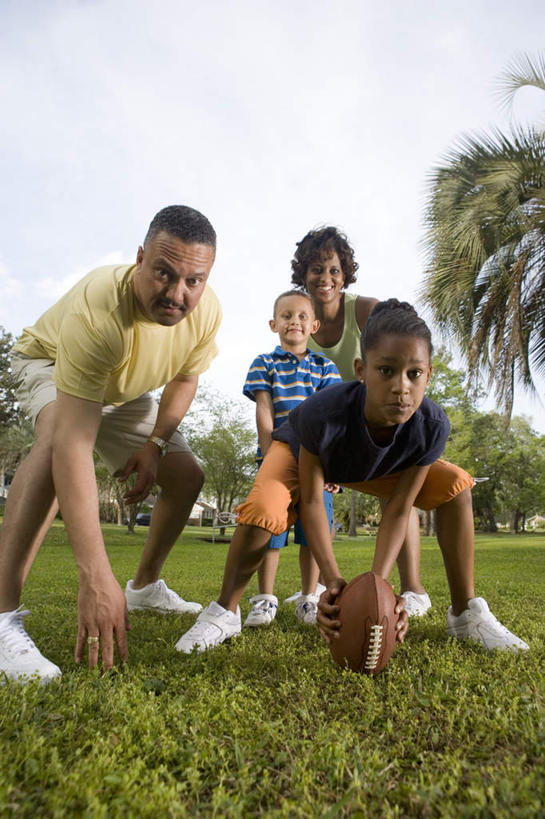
[420,53,545,418]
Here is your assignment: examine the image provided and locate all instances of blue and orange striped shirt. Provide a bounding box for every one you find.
[243,345,341,460]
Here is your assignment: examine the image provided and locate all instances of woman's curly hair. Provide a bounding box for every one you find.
[290,226,359,289]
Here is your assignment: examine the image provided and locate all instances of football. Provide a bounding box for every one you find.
[328,571,399,676]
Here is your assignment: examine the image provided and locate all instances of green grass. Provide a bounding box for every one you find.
[1,525,544,817]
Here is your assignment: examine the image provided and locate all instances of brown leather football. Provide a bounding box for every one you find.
[329,571,399,676]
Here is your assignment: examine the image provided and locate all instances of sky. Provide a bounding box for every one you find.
[1,0,545,431]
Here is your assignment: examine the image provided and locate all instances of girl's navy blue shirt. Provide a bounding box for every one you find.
[272,381,450,484]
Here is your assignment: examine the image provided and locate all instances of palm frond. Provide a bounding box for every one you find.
[420,122,545,416]
[496,52,545,114]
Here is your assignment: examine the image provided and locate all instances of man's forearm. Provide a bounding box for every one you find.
[152,376,198,441]
[52,442,111,578]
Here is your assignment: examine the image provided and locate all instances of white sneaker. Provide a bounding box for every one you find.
[401,591,432,617]
[243,594,278,628]
[295,594,318,625]
[175,602,241,653]
[447,597,529,652]
[125,579,202,614]
[284,583,326,604]
[0,608,61,685]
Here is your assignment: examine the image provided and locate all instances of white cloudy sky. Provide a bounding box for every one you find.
[1,0,544,430]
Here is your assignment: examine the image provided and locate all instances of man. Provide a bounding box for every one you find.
[0,205,221,683]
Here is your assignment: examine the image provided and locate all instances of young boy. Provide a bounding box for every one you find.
[242,290,341,627]
[176,300,528,655]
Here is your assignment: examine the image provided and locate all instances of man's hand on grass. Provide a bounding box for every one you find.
[75,571,131,669]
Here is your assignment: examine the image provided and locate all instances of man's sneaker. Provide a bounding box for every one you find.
[0,608,61,685]
[295,594,319,625]
[125,579,202,614]
[447,597,529,652]
[175,602,241,653]
[284,583,326,604]
[401,591,432,617]
[243,594,278,628]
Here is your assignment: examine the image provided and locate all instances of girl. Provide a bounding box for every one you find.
[291,227,430,617]
[177,300,528,655]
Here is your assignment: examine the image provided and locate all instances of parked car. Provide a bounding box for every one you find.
[135,512,151,526]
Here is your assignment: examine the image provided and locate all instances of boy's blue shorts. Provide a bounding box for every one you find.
[268,488,333,549]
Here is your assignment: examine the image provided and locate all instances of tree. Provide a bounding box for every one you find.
[0,421,34,499]
[421,350,545,532]
[182,386,257,524]
[0,326,26,430]
[421,53,545,418]
[333,490,379,534]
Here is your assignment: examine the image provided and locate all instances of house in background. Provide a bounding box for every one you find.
[188,499,216,526]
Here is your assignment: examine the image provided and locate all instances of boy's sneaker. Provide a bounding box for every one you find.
[401,591,432,617]
[125,579,202,614]
[0,608,61,685]
[175,602,241,653]
[243,594,278,628]
[295,594,319,625]
[284,583,326,604]
[446,598,529,652]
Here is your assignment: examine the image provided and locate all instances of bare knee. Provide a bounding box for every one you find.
[158,452,204,499]
[446,487,472,510]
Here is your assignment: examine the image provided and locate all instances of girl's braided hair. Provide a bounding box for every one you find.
[360,299,433,359]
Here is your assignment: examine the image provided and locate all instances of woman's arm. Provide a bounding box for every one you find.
[355,296,379,332]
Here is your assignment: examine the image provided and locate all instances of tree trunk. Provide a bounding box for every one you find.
[348,490,357,537]
[127,503,141,534]
[486,506,498,533]
[511,509,522,534]
[423,510,436,536]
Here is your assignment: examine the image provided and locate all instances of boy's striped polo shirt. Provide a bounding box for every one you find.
[243,345,341,460]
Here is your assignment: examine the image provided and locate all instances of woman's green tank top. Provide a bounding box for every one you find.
[308,292,360,382]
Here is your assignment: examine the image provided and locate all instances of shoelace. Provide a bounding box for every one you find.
[0,608,36,655]
[150,581,183,606]
[249,599,275,613]
[481,612,514,635]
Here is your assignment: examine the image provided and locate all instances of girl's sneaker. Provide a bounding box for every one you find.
[175,602,241,653]
[295,594,319,625]
[446,598,529,651]
[243,594,278,628]
[401,591,432,617]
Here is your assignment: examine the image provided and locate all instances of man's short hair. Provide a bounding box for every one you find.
[144,205,216,249]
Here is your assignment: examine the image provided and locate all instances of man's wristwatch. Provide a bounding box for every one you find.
[148,435,169,456]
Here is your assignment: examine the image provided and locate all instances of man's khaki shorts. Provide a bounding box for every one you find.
[11,353,192,474]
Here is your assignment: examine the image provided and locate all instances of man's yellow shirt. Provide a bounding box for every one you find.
[14,264,222,405]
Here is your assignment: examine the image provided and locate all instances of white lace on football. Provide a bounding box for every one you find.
[364,624,383,671]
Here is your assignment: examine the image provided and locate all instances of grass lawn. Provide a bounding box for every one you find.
[1,524,544,817]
